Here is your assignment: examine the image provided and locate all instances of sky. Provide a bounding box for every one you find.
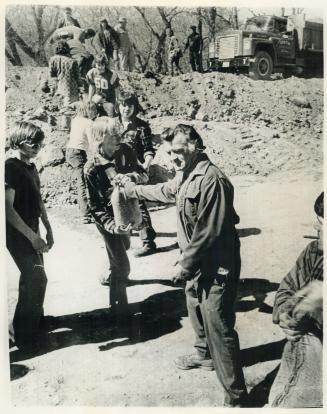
[238,7,323,22]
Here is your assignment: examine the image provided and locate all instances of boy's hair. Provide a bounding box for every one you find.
[8,122,44,150]
[89,117,122,155]
[55,40,70,56]
[76,100,98,119]
[94,53,109,68]
[160,127,174,143]
[173,124,205,150]
[83,28,96,39]
[314,192,324,218]
[117,89,143,117]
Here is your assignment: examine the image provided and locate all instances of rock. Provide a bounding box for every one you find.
[240,143,253,150]
[15,74,21,80]
[195,110,209,122]
[37,145,64,167]
[27,107,47,121]
[187,106,197,119]
[13,109,25,116]
[288,95,312,109]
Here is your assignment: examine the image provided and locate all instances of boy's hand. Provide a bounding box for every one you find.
[113,174,132,186]
[31,234,49,254]
[279,312,304,341]
[114,224,132,234]
[121,181,138,198]
[46,229,54,250]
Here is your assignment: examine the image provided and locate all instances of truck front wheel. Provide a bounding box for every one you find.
[249,51,273,80]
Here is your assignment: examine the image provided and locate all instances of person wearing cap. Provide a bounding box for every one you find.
[184,25,202,72]
[118,124,248,407]
[269,192,323,408]
[114,17,135,72]
[92,19,120,66]
[57,7,81,29]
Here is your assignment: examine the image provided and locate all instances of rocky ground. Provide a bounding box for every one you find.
[4,66,323,407]
[5,67,323,206]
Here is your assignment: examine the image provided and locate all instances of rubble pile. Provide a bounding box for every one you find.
[5,66,323,206]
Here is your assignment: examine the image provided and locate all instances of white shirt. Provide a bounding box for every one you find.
[66,117,93,151]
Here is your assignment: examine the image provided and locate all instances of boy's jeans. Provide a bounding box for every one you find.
[7,221,47,348]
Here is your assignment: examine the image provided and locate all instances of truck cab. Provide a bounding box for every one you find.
[208,14,323,80]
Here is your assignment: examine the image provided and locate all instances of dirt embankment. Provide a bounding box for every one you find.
[5,67,323,206]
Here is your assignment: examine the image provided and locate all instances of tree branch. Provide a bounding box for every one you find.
[6,17,36,59]
[134,7,160,39]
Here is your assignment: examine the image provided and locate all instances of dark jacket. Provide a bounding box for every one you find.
[273,241,323,325]
[122,117,155,163]
[132,153,240,278]
[85,144,147,233]
[185,32,202,52]
[92,27,120,58]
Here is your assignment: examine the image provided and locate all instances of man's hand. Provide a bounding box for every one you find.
[31,234,49,254]
[46,229,54,250]
[114,224,132,235]
[113,174,132,186]
[120,180,138,198]
[171,263,188,287]
[279,312,304,342]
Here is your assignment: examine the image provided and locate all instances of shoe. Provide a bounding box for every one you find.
[133,243,157,258]
[174,354,214,371]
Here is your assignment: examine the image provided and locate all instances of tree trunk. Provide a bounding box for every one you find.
[7,38,23,65]
[208,7,217,41]
[6,47,22,66]
[197,8,203,72]
[232,7,239,30]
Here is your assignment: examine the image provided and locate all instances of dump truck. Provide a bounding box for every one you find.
[208,14,323,80]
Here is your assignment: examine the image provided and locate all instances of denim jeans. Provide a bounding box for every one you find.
[96,224,130,310]
[7,222,48,348]
[138,199,156,247]
[185,251,247,406]
[66,148,90,217]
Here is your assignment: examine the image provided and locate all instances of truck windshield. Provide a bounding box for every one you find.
[244,16,269,31]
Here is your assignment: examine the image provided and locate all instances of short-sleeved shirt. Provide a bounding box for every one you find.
[5,157,42,222]
[86,68,119,104]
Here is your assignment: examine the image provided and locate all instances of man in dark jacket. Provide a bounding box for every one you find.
[92,19,120,66]
[57,7,81,29]
[120,124,247,407]
[184,25,202,72]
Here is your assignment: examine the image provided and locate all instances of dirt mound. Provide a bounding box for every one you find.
[5,66,323,207]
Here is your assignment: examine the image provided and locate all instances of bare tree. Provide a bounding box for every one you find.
[135,6,184,73]
[6,5,60,66]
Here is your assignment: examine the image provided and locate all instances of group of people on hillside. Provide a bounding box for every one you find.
[5,6,323,410]
[49,6,203,84]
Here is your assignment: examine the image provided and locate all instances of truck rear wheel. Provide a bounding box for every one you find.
[249,51,273,80]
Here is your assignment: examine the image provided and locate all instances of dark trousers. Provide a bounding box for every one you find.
[96,225,130,309]
[190,50,201,72]
[66,148,90,217]
[185,256,247,406]
[138,200,156,247]
[7,225,47,348]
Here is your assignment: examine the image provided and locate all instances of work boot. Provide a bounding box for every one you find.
[174,354,214,371]
[133,242,157,258]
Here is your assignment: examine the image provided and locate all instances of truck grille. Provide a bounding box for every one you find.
[218,35,239,59]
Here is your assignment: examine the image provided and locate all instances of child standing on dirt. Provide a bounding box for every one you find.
[86,53,120,117]
[66,100,98,224]
[117,89,157,257]
[48,40,81,107]
[5,122,54,350]
[85,118,148,320]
